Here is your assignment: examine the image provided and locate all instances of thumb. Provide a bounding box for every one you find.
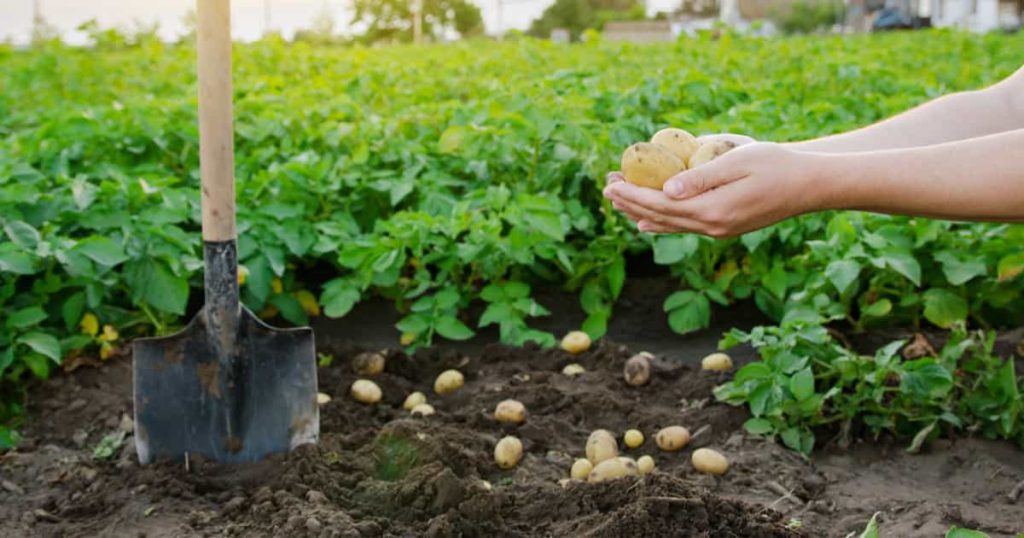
[663,159,738,199]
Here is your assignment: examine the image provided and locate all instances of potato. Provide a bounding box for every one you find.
[701,352,733,372]
[623,429,644,449]
[559,478,572,489]
[570,458,594,480]
[637,455,655,475]
[688,140,737,169]
[352,351,385,376]
[623,352,652,387]
[480,480,493,491]
[691,448,730,475]
[650,128,699,164]
[621,142,685,189]
[434,369,464,395]
[316,392,331,406]
[655,426,691,451]
[350,379,382,404]
[410,403,435,416]
[586,429,619,464]
[616,457,640,476]
[494,436,524,469]
[561,363,586,377]
[588,458,631,483]
[494,399,527,424]
[560,331,591,354]
[403,391,427,411]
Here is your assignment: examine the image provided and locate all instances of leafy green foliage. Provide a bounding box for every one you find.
[714,323,1024,455]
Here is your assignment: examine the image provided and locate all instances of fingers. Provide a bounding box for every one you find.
[663,154,746,200]
[605,171,625,186]
[695,133,756,146]
[609,195,709,234]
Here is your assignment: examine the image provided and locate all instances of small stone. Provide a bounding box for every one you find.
[21,511,36,526]
[68,399,88,412]
[305,490,328,504]
[119,414,134,433]
[2,480,25,495]
[80,467,98,481]
[223,496,246,514]
[34,509,60,523]
[72,431,89,447]
[354,520,382,537]
[305,517,322,533]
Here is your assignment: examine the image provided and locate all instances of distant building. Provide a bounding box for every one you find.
[929,0,1022,31]
[603,20,675,41]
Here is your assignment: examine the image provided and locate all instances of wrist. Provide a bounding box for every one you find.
[790,151,843,213]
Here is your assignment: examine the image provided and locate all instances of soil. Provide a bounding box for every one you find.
[2,277,1023,538]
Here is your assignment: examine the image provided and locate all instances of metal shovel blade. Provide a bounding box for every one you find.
[132,306,318,464]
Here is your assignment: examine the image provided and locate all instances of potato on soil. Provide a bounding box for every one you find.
[691,448,730,475]
[561,363,586,377]
[637,455,655,475]
[570,458,594,480]
[655,426,691,451]
[701,352,733,372]
[588,458,631,483]
[688,140,737,168]
[560,331,591,354]
[623,429,644,448]
[494,399,527,424]
[316,392,331,406]
[623,352,652,386]
[616,457,640,476]
[434,369,465,395]
[621,142,685,189]
[350,379,382,404]
[650,128,699,164]
[586,429,619,464]
[352,351,385,376]
[495,436,524,469]
[403,391,427,411]
[410,403,435,417]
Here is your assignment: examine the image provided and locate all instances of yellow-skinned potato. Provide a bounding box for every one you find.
[562,363,586,377]
[434,369,464,395]
[588,458,630,483]
[691,448,730,475]
[350,379,382,404]
[701,352,734,372]
[352,351,385,376]
[560,331,591,354]
[623,352,652,386]
[494,436,524,469]
[650,128,699,164]
[621,142,684,189]
[624,429,644,448]
[637,455,655,475]
[316,392,332,406]
[494,399,527,424]
[656,426,691,451]
[570,458,594,480]
[616,457,640,476]
[586,429,619,464]
[403,391,427,411]
[410,403,435,416]
[688,140,737,168]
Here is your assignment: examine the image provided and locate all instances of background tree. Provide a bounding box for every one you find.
[351,0,483,44]
[527,0,645,41]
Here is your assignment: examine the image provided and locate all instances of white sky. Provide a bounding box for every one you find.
[0,0,683,44]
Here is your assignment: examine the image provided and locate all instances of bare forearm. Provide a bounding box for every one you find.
[813,129,1024,221]
[786,76,1024,153]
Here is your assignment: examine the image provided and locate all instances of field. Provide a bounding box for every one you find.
[2,29,1024,536]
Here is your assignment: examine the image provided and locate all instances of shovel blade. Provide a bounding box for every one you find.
[132,307,318,464]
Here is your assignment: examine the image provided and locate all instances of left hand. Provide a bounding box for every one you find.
[603,143,825,238]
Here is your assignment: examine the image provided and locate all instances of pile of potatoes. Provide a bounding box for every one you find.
[620,128,736,190]
[563,426,730,483]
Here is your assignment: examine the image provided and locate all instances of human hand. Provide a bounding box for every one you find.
[603,142,826,238]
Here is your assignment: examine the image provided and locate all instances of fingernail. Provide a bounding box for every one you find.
[664,180,683,197]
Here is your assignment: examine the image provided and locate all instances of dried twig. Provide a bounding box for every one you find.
[1007,479,1024,503]
[764,480,804,506]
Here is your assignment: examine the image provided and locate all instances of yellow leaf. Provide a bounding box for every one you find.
[400,332,416,346]
[295,290,320,316]
[80,313,99,337]
[271,277,283,295]
[237,265,249,286]
[259,306,279,319]
[99,324,119,342]
[100,342,114,360]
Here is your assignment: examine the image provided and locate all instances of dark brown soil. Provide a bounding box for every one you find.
[2,277,1023,537]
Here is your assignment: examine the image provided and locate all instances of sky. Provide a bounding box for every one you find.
[0,0,687,45]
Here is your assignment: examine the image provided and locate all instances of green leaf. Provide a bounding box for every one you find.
[126,259,190,315]
[861,298,892,318]
[734,362,772,382]
[881,249,921,286]
[789,367,814,402]
[435,316,474,341]
[922,288,967,329]
[75,236,128,266]
[857,513,881,538]
[269,294,308,326]
[62,292,86,332]
[901,360,953,399]
[320,281,360,318]
[7,306,47,329]
[824,259,860,294]
[0,249,36,274]
[945,528,990,538]
[396,314,430,335]
[0,347,15,376]
[582,310,609,339]
[607,258,625,298]
[22,353,51,379]
[934,251,986,286]
[997,252,1024,282]
[906,421,936,454]
[18,332,62,363]
[743,418,774,435]
[665,292,710,335]
[4,220,41,250]
[653,235,698,265]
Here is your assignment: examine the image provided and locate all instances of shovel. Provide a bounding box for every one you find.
[131,0,319,464]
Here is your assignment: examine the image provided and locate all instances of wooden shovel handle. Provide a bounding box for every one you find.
[198,0,236,242]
